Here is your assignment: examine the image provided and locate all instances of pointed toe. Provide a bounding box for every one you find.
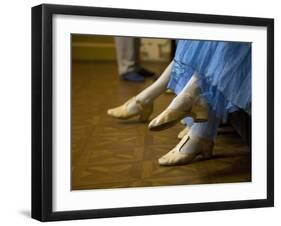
[107,97,153,121]
[158,157,167,166]
[107,109,113,115]
[148,118,160,129]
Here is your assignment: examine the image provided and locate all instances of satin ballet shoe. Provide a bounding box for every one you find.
[107,97,153,122]
[158,133,214,166]
[177,127,189,140]
[148,95,209,131]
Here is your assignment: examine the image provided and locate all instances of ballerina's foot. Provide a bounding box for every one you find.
[158,132,214,166]
[148,108,187,131]
[107,97,153,122]
[148,95,209,131]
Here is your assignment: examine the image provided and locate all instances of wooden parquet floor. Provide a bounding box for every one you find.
[71,61,251,190]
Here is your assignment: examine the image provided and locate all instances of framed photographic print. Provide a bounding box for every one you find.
[31,4,274,221]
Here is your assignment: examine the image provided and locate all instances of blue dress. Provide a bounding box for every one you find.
[168,40,252,119]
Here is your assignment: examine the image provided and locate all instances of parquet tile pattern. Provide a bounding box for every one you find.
[71,61,251,190]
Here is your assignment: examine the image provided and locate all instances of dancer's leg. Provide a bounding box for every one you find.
[163,72,201,112]
[135,61,173,104]
[107,61,173,120]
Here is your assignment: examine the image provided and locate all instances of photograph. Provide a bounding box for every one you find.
[0,0,279,225]
[31,4,274,221]
[71,35,252,190]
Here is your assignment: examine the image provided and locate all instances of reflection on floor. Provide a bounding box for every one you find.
[71,61,251,190]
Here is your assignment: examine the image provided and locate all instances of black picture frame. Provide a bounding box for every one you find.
[32,3,274,222]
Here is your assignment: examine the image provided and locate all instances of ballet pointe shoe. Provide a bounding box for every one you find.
[158,133,214,166]
[107,97,153,122]
[177,127,189,140]
[148,94,209,131]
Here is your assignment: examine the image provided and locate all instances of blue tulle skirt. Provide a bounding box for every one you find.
[167,40,252,120]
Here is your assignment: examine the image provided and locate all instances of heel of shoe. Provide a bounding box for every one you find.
[139,104,153,122]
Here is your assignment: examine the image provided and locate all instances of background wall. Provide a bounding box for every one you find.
[72,35,171,61]
[0,0,279,225]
